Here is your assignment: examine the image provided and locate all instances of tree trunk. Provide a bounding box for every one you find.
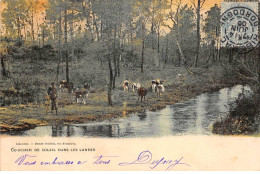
[65,4,70,92]
[56,8,62,83]
[17,18,21,46]
[31,8,35,44]
[117,45,121,76]
[157,25,160,53]
[165,37,169,64]
[107,56,113,106]
[151,5,155,50]
[53,19,56,45]
[92,11,100,41]
[229,48,233,64]
[151,22,155,49]
[23,24,26,40]
[130,21,134,52]
[194,0,201,67]
[176,39,194,75]
[82,1,94,43]
[112,26,118,89]
[70,10,75,65]
[141,23,145,73]
[1,54,7,77]
[117,20,122,76]
[42,27,45,47]
[100,20,103,39]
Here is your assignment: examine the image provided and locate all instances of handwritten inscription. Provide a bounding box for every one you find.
[119,150,190,170]
[93,155,119,165]
[14,151,190,170]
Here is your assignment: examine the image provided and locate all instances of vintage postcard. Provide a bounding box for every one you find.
[0,0,260,171]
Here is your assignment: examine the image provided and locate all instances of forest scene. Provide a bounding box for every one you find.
[0,0,259,137]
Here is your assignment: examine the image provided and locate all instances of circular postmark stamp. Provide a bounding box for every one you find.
[220,5,259,53]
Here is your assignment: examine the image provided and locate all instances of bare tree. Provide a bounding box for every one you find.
[190,0,206,67]
[166,0,194,75]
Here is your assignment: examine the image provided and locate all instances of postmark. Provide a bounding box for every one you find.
[220,2,259,52]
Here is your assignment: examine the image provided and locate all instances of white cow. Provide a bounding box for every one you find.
[75,89,88,105]
[123,80,129,92]
[155,80,165,97]
[132,83,141,92]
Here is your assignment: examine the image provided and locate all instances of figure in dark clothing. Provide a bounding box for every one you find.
[47,82,58,114]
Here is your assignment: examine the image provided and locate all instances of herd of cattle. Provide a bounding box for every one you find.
[59,80,90,105]
[58,77,170,105]
[123,79,165,102]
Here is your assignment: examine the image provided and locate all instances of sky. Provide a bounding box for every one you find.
[0,0,223,36]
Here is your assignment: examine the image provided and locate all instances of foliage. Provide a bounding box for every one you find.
[204,4,221,45]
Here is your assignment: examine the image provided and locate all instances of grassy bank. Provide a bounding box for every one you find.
[212,94,260,135]
[0,66,243,133]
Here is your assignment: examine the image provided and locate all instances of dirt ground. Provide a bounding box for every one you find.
[0,67,242,133]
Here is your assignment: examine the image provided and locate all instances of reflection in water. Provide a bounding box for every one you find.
[194,94,207,134]
[138,110,147,121]
[17,85,252,138]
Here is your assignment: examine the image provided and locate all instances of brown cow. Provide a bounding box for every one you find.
[75,89,88,105]
[59,80,74,93]
[138,87,147,103]
[84,83,90,91]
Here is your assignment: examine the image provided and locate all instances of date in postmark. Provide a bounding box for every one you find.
[220,2,259,51]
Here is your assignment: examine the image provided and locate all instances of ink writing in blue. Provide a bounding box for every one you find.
[118,150,190,170]
[93,155,119,165]
[15,155,80,166]
[15,150,190,170]
[40,157,74,165]
[15,154,37,165]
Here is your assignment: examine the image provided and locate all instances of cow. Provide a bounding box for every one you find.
[75,89,88,105]
[152,80,157,93]
[59,80,74,93]
[132,83,141,92]
[123,80,129,92]
[84,83,90,91]
[138,87,147,103]
[155,80,165,98]
[155,79,164,86]
[59,80,66,89]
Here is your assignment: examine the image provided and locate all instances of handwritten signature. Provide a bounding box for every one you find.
[119,150,190,170]
[15,150,190,170]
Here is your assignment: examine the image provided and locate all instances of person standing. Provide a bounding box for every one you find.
[47,82,58,114]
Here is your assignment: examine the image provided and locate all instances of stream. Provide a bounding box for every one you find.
[8,85,252,138]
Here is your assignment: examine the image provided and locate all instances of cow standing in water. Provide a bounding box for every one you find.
[138,87,147,103]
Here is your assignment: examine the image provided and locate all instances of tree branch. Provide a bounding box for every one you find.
[201,0,206,8]
[190,0,197,9]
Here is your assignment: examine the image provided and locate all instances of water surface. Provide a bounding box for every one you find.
[8,85,251,137]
